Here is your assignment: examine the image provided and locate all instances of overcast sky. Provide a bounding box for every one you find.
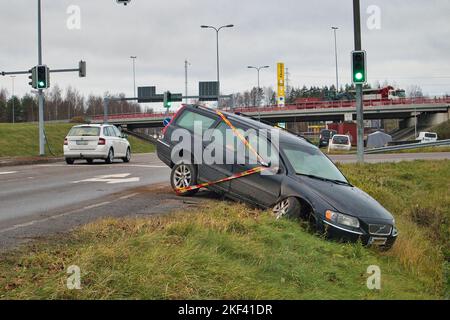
[1,0,450,108]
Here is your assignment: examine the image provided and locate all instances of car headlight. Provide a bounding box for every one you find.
[325,210,360,228]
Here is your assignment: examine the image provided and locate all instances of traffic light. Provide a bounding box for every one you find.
[36,65,50,89]
[351,50,366,84]
[163,91,172,108]
[79,60,86,78]
[28,67,37,88]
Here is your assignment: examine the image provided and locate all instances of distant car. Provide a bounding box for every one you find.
[318,129,337,147]
[417,132,438,143]
[328,134,352,152]
[63,124,131,164]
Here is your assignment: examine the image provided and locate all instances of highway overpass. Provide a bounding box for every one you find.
[91,97,450,130]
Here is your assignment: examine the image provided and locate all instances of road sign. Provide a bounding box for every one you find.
[199,81,219,101]
[277,62,285,106]
[163,117,172,126]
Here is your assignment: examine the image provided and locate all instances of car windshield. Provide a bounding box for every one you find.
[281,143,348,183]
[425,133,436,138]
[332,136,349,144]
[67,127,100,137]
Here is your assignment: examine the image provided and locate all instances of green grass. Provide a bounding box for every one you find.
[0,123,154,157]
[432,120,450,140]
[0,161,448,299]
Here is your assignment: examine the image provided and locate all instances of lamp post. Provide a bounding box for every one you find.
[247,65,269,105]
[200,24,234,105]
[130,56,137,113]
[331,26,339,93]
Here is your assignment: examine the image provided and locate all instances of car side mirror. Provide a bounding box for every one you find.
[122,133,128,139]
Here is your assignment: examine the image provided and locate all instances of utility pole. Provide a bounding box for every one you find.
[10,76,16,124]
[184,59,191,104]
[353,0,364,163]
[332,26,339,93]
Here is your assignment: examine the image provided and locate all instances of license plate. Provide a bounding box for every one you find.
[76,140,88,145]
[368,237,387,246]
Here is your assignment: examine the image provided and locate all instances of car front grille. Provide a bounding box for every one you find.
[368,224,392,236]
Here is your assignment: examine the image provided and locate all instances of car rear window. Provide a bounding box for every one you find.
[425,133,436,138]
[176,110,216,132]
[332,136,349,144]
[67,127,100,136]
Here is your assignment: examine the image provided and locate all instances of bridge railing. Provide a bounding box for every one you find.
[91,97,450,122]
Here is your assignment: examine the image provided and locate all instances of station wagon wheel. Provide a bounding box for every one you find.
[170,163,198,197]
[123,148,131,163]
[273,197,301,220]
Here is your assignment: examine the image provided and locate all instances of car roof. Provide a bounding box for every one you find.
[72,124,110,127]
[186,104,313,147]
[333,134,349,137]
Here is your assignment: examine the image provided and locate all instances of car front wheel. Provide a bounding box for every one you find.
[273,197,301,220]
[170,163,199,196]
[65,158,74,165]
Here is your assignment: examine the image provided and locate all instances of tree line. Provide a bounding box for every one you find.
[0,85,147,123]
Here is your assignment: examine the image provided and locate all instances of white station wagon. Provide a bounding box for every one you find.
[63,124,131,164]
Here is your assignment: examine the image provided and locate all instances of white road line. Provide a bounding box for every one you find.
[118,192,140,200]
[0,171,17,175]
[0,201,112,234]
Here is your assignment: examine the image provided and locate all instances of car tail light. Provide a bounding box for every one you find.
[98,138,106,145]
[64,138,68,145]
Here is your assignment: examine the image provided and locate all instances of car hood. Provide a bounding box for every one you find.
[295,175,394,221]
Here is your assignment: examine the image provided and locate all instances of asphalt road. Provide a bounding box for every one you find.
[0,151,449,250]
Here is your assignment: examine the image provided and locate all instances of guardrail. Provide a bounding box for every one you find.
[365,139,450,154]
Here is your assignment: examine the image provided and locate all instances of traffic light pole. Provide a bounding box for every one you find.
[37,0,45,156]
[353,0,364,164]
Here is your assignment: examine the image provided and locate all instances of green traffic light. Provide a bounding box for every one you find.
[38,81,45,87]
[355,72,363,81]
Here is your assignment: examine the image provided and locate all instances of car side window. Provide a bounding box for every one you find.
[176,110,216,132]
[112,126,122,137]
[103,127,109,136]
[104,127,113,137]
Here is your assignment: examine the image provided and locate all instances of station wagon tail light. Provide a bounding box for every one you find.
[98,138,106,145]
[325,210,360,228]
[64,138,68,145]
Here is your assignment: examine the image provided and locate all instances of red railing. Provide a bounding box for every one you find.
[91,97,450,122]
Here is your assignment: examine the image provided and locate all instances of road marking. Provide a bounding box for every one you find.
[72,173,140,184]
[119,192,140,200]
[0,201,112,234]
[0,171,17,175]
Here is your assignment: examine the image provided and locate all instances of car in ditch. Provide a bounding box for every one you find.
[156,104,398,249]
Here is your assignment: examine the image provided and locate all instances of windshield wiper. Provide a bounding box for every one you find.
[296,173,351,186]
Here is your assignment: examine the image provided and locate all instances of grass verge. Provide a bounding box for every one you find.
[0,161,448,299]
[0,123,154,157]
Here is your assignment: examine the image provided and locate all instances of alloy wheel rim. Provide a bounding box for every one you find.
[174,165,192,188]
[273,199,290,219]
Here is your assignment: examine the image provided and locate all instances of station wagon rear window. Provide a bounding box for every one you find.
[67,127,100,136]
[332,136,349,144]
[176,110,216,132]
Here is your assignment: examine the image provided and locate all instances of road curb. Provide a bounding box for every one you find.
[0,157,64,167]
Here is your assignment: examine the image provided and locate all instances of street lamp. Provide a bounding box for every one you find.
[10,76,16,124]
[130,56,137,96]
[247,65,269,120]
[201,24,234,105]
[247,65,269,104]
[331,26,339,93]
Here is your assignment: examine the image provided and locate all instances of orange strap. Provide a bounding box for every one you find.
[176,110,268,194]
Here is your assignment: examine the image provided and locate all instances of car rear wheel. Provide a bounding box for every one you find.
[273,197,301,220]
[170,163,199,196]
[105,149,114,164]
[86,159,93,164]
[65,158,74,165]
[122,148,131,163]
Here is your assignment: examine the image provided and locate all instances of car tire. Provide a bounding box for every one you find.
[105,148,114,164]
[273,197,301,220]
[122,148,131,163]
[65,158,74,165]
[86,159,93,164]
[170,163,199,197]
